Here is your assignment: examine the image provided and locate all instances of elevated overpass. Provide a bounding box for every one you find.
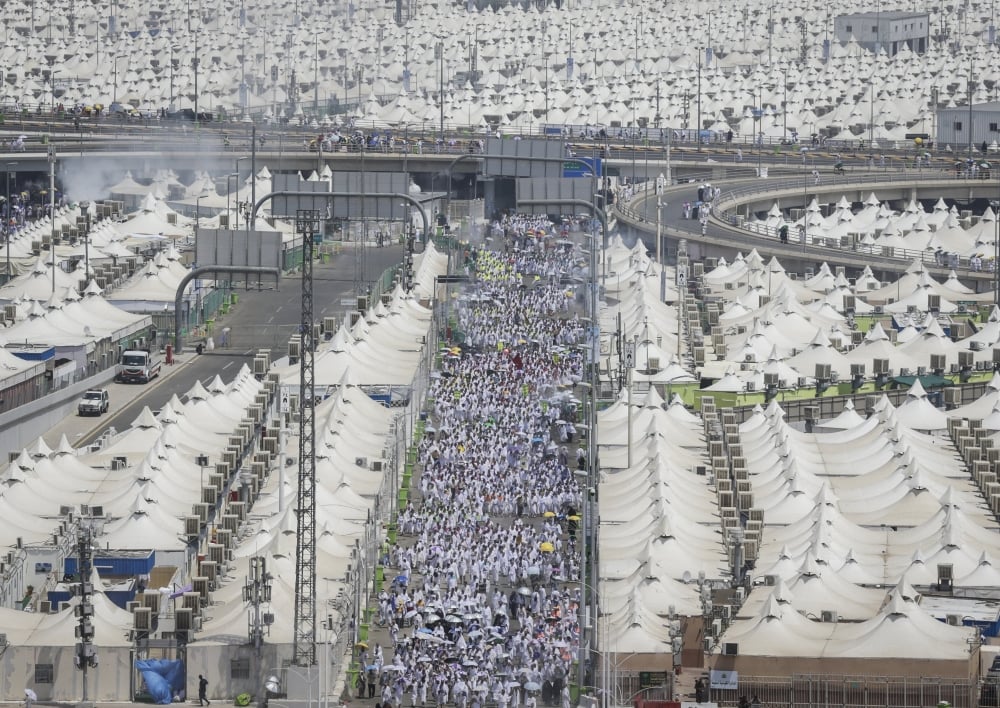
[617,170,1000,289]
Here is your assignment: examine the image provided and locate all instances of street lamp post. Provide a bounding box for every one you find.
[4,163,14,281]
[194,32,201,128]
[80,201,91,282]
[436,41,445,142]
[226,173,238,229]
[112,56,125,104]
[235,157,249,231]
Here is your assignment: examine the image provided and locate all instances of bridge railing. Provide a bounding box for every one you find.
[619,168,1000,273]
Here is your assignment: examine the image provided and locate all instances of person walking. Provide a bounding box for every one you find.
[198,675,210,706]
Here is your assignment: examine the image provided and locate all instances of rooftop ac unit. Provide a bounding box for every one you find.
[820,610,839,623]
[371,460,384,472]
[745,382,756,392]
[763,575,777,586]
[133,607,152,631]
[723,642,739,656]
[874,305,884,314]
[355,457,367,467]
[111,456,127,471]
[946,614,962,626]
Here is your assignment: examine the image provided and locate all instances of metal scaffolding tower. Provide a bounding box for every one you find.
[292,209,319,666]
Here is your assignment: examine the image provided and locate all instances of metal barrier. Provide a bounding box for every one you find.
[709,674,978,708]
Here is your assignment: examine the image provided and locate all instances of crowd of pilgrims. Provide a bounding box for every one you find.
[359,219,590,708]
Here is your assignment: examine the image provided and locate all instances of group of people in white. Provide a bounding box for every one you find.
[362,219,589,708]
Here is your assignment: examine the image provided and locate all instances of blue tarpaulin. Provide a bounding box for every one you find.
[135,658,185,705]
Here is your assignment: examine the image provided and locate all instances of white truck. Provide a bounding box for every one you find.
[115,350,162,384]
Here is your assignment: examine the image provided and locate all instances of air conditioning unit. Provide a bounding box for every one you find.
[797,377,808,388]
[930,354,946,371]
[745,382,756,392]
[946,614,962,626]
[90,506,104,517]
[820,610,839,623]
[763,575,777,586]
[958,304,968,313]
[111,456,128,471]
[850,363,865,377]
[133,607,152,630]
[763,372,779,387]
[899,367,911,377]
[355,457,367,467]
[874,305,884,314]
[723,642,739,656]
[815,363,832,380]
[647,356,660,371]
[937,563,954,591]
[959,351,974,369]
[175,607,193,631]
[744,353,754,363]
[39,601,52,613]
[917,366,927,376]
[0,633,7,646]
[927,294,941,312]
[371,460,384,472]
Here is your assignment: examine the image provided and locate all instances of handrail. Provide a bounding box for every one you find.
[618,168,1000,274]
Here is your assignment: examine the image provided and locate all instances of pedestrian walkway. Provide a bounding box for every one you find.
[343,217,593,708]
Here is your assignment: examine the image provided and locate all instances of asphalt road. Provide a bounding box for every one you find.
[45,241,406,451]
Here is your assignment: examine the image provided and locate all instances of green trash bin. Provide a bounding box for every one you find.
[359,623,369,641]
[402,472,412,490]
[398,489,409,510]
[231,293,239,306]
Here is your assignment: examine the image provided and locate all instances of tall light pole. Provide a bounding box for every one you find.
[112,55,125,104]
[4,163,14,282]
[193,31,201,128]
[696,48,702,151]
[968,54,976,158]
[226,173,238,229]
[48,145,56,295]
[235,157,249,231]
[436,41,445,142]
[80,201,91,282]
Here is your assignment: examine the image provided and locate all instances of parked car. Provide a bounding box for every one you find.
[78,388,110,416]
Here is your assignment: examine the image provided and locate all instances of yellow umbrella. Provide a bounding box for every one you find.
[539,542,555,553]
[543,511,556,518]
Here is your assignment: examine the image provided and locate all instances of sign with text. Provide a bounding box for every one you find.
[709,670,739,690]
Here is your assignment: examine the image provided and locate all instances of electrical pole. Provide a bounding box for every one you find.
[75,518,97,703]
[292,210,319,668]
[245,556,273,708]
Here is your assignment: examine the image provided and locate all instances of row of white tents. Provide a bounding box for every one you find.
[1,0,997,140]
